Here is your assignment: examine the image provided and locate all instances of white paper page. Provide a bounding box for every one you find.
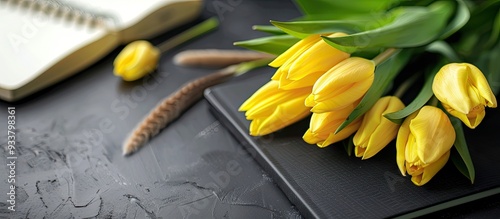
[56,0,179,30]
[0,3,109,90]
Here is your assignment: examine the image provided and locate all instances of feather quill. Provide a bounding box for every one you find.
[122,66,237,156]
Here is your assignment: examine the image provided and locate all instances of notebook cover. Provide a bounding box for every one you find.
[204,70,500,218]
[0,0,202,102]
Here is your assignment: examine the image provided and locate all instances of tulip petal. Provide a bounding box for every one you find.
[310,79,372,113]
[433,63,497,129]
[271,69,283,81]
[255,96,311,136]
[411,151,450,186]
[396,112,418,176]
[269,34,321,68]
[287,40,350,81]
[356,97,392,143]
[305,94,315,107]
[249,118,262,136]
[312,57,375,101]
[433,64,473,114]
[245,90,308,119]
[117,49,141,77]
[309,104,355,133]
[404,133,420,164]
[354,97,404,159]
[279,71,325,90]
[309,112,331,133]
[444,103,485,129]
[361,120,399,159]
[304,101,360,147]
[318,119,361,147]
[113,41,161,81]
[303,129,324,144]
[114,48,135,76]
[273,37,324,81]
[406,160,424,176]
[240,81,279,111]
[410,106,455,164]
[467,64,497,108]
[240,81,290,111]
[269,33,350,94]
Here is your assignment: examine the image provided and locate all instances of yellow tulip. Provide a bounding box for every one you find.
[114,40,160,81]
[239,80,311,136]
[396,106,456,186]
[432,63,497,129]
[269,33,350,90]
[353,96,405,159]
[303,102,362,147]
[305,57,375,113]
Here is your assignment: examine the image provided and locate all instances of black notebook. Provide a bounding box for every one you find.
[204,70,500,218]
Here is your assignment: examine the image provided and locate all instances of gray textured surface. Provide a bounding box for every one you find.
[1,0,500,218]
[0,0,302,218]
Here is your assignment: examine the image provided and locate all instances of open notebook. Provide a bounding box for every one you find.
[205,70,500,218]
[0,0,202,102]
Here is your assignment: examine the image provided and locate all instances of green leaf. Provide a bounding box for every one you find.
[450,116,475,184]
[486,42,500,94]
[343,135,355,157]
[335,49,412,134]
[425,41,462,62]
[488,47,500,95]
[384,57,449,123]
[322,36,358,54]
[486,8,500,47]
[384,71,434,124]
[234,35,299,55]
[451,148,471,182]
[294,0,401,19]
[252,25,286,35]
[351,48,384,60]
[475,42,500,95]
[398,0,435,7]
[456,33,480,57]
[271,20,377,39]
[439,0,470,39]
[462,0,500,33]
[323,2,454,52]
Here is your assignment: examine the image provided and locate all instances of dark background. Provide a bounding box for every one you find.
[0,0,499,218]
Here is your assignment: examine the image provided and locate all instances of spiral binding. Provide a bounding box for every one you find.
[0,0,114,29]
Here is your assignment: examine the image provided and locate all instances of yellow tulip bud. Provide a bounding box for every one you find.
[303,102,362,147]
[396,106,456,186]
[353,96,405,159]
[432,63,497,129]
[239,81,311,136]
[305,57,375,113]
[114,40,160,81]
[269,33,350,90]
[269,34,321,68]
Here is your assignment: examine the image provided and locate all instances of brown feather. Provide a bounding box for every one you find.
[122,66,237,155]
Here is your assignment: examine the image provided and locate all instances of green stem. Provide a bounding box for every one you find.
[393,73,420,98]
[372,48,399,65]
[158,17,219,53]
[234,58,274,76]
[429,95,439,106]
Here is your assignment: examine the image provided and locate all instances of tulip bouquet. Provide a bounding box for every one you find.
[235,0,500,186]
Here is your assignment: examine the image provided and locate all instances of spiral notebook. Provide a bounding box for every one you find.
[204,70,500,218]
[0,0,202,102]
